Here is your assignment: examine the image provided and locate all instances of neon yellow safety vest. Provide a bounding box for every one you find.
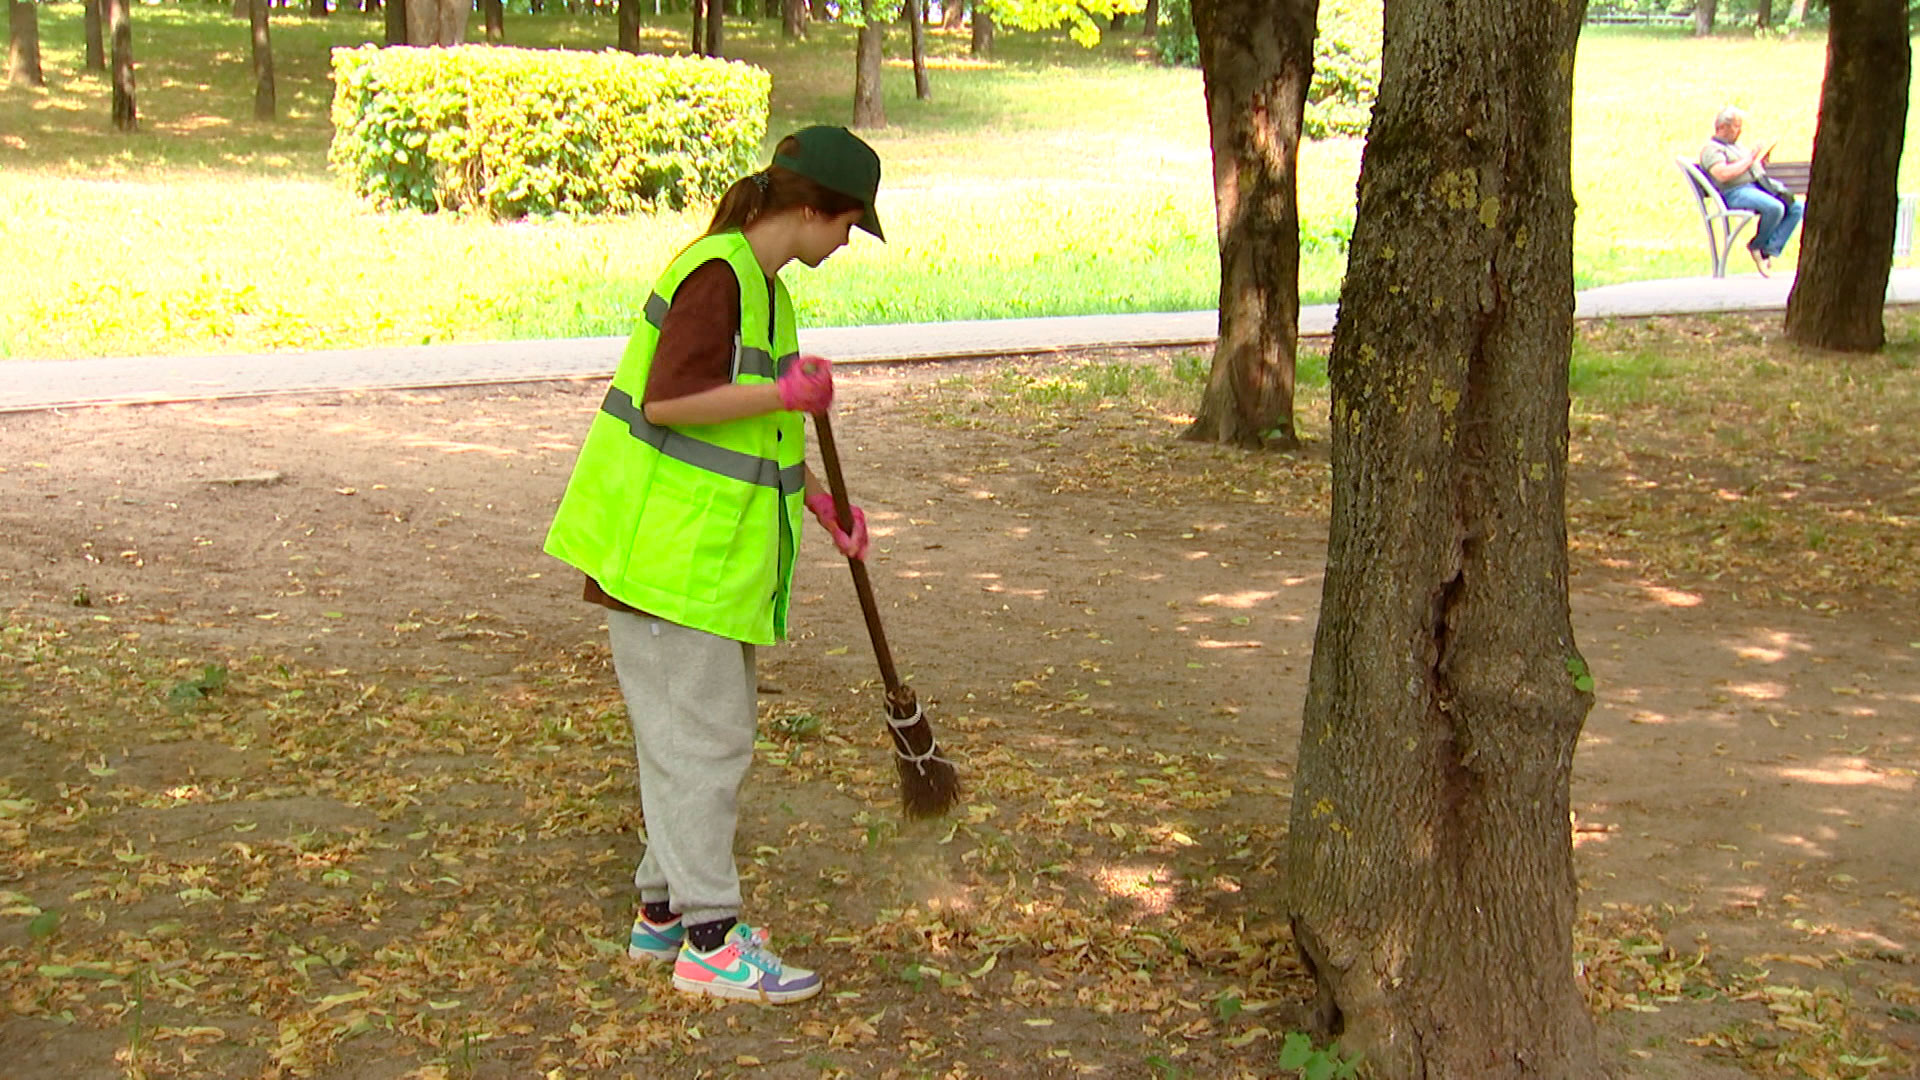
[544,231,806,645]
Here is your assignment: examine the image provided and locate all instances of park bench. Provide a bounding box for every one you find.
[1677,157,1912,277]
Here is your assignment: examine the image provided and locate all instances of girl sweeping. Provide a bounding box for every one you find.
[544,126,883,1005]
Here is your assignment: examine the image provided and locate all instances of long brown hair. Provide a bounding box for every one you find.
[706,134,865,235]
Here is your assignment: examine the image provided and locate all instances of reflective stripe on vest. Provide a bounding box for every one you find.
[599,386,804,496]
[642,290,796,381]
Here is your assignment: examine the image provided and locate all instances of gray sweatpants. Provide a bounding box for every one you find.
[607,609,758,929]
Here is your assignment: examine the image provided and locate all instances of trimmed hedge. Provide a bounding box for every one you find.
[329,45,770,219]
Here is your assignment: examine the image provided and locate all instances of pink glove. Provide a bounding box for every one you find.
[776,354,834,413]
[805,491,870,561]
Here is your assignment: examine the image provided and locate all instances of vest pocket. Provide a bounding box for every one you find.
[625,468,751,608]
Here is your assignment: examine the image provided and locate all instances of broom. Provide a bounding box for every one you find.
[812,411,962,819]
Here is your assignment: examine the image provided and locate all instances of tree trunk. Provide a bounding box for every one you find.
[383,0,406,44]
[907,0,930,101]
[1142,0,1159,38]
[1789,0,1809,23]
[1756,0,1772,29]
[1284,0,1602,1071]
[618,0,640,51]
[783,0,805,39]
[1784,0,1910,352]
[1110,10,1126,31]
[854,21,885,127]
[942,0,965,29]
[1694,0,1715,35]
[704,0,722,57]
[250,0,275,120]
[482,0,503,42]
[84,0,104,70]
[308,0,327,17]
[1182,0,1315,448]
[970,6,992,56]
[406,0,467,45]
[108,0,134,131]
[8,0,44,88]
[690,0,704,54]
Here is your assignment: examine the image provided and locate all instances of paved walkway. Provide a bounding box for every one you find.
[5,270,1918,413]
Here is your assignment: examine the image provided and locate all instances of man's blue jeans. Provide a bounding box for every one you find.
[1723,183,1805,259]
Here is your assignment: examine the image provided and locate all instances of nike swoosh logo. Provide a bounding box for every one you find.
[690,952,758,986]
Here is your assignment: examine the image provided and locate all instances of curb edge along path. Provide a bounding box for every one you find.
[5,271,1918,414]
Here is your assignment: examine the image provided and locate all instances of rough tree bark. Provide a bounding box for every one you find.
[1182,0,1317,449]
[854,20,884,127]
[109,0,134,131]
[8,0,44,88]
[1784,0,1911,352]
[907,0,929,101]
[250,0,275,120]
[618,0,640,52]
[84,0,104,71]
[1283,0,1603,1071]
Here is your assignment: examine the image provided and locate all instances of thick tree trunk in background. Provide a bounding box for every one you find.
[108,0,134,130]
[853,22,884,127]
[249,0,275,119]
[1283,0,1602,1070]
[907,0,929,100]
[690,0,704,54]
[384,0,406,44]
[970,6,992,56]
[783,0,805,39]
[1756,0,1772,29]
[482,0,503,42]
[308,0,327,17]
[618,0,640,51]
[84,0,104,70]
[1183,0,1316,449]
[8,0,44,88]
[942,0,964,29]
[1784,0,1910,352]
[1142,0,1159,38]
[1694,0,1715,35]
[405,0,467,45]
[703,0,722,57]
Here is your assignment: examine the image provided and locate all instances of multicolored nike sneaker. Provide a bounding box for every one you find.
[672,924,822,1004]
[628,911,685,963]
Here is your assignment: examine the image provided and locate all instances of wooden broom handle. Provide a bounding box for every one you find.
[812,411,903,696]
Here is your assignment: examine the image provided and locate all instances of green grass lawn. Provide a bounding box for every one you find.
[1,10,1915,359]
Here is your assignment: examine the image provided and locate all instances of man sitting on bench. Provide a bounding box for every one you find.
[1700,105,1804,277]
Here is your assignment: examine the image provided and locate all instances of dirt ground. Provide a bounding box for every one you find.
[1,348,1916,1079]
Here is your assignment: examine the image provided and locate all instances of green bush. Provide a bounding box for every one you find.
[1153,0,1380,141]
[328,45,770,219]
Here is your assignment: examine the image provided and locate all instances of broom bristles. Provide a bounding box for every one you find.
[885,686,961,819]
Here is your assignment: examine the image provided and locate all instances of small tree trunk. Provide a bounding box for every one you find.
[250,0,275,120]
[704,0,722,57]
[406,0,467,45]
[108,0,134,131]
[1756,0,1773,28]
[1694,0,1716,35]
[854,21,885,127]
[1110,10,1126,31]
[383,0,406,44]
[970,6,992,56]
[782,0,805,39]
[942,0,965,29]
[618,0,641,51]
[1142,0,1159,37]
[8,0,44,88]
[907,0,930,100]
[482,0,503,41]
[1784,0,1911,352]
[84,0,105,71]
[690,0,704,54]
[1789,0,1809,23]
[308,0,327,17]
[1183,0,1317,449]
[232,0,247,18]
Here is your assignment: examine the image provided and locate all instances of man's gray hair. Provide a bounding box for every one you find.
[1714,105,1747,130]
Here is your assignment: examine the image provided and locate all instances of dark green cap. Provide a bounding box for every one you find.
[772,125,885,241]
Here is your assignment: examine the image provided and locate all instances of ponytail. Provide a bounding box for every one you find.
[704,136,865,236]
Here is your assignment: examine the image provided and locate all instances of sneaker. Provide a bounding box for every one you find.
[628,912,684,963]
[1750,247,1771,277]
[672,924,822,1004]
